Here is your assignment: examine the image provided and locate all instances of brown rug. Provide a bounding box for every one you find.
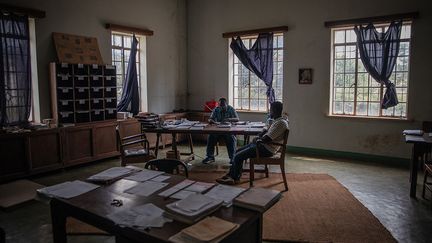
[67,172,396,243]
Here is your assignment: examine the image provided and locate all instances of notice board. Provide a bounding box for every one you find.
[52,32,104,64]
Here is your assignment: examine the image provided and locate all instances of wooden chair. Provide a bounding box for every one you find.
[117,127,156,166]
[422,163,432,200]
[145,159,189,178]
[249,130,289,191]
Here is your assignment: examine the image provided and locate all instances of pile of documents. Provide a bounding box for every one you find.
[123,169,165,182]
[37,180,99,199]
[107,203,172,230]
[204,184,246,207]
[170,182,215,200]
[169,216,239,243]
[233,187,282,212]
[125,180,169,197]
[87,167,137,183]
[165,194,223,224]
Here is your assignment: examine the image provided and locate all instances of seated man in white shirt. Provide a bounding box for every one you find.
[216,101,289,185]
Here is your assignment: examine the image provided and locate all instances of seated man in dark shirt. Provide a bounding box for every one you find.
[202,97,239,164]
[216,101,289,184]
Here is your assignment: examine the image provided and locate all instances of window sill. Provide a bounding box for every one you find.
[325,114,414,122]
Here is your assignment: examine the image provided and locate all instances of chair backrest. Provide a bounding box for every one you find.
[275,129,289,160]
[145,159,189,178]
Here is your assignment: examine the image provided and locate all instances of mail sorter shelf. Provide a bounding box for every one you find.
[50,62,117,124]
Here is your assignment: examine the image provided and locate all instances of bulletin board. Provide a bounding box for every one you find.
[52,32,104,64]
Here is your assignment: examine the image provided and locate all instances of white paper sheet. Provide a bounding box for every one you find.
[125,181,169,197]
[184,182,215,193]
[107,203,172,229]
[150,175,171,182]
[124,169,164,182]
[170,190,198,200]
[87,167,136,182]
[38,180,99,199]
[204,184,246,207]
[158,179,195,197]
[166,194,222,217]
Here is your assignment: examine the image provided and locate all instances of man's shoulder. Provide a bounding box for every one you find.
[272,118,289,129]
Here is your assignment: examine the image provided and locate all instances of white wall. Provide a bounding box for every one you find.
[187,0,432,159]
[1,0,188,118]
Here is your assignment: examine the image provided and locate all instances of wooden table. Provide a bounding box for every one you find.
[50,175,263,243]
[404,134,432,198]
[141,124,265,158]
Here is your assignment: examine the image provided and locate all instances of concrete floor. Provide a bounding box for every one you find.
[1,144,431,243]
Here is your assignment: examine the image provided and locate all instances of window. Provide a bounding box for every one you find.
[111,32,147,111]
[229,34,283,112]
[330,23,411,118]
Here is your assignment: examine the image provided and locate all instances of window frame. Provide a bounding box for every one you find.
[110,31,148,112]
[329,22,412,120]
[228,33,284,113]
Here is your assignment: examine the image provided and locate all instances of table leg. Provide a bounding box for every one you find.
[410,144,420,198]
[171,133,178,157]
[50,200,67,243]
[155,133,161,157]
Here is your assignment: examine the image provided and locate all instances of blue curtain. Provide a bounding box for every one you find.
[354,21,402,109]
[117,35,140,115]
[0,13,31,127]
[230,33,275,103]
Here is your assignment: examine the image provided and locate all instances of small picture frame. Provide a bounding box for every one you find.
[299,68,313,84]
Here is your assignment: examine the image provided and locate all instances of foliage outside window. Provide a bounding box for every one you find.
[330,23,411,118]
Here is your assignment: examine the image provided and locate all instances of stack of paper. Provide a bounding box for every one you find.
[204,185,246,207]
[87,167,137,183]
[158,180,195,197]
[37,180,99,199]
[233,187,282,212]
[403,130,424,136]
[249,122,266,128]
[107,203,172,230]
[165,194,223,224]
[125,181,169,197]
[167,182,215,200]
[123,169,164,182]
[169,216,239,243]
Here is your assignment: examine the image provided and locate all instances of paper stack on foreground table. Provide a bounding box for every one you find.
[37,180,99,199]
[87,167,137,183]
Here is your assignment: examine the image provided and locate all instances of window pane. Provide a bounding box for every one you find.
[335,46,345,59]
[251,99,259,110]
[356,102,367,116]
[112,35,122,47]
[124,36,132,48]
[259,100,267,111]
[346,29,356,42]
[334,30,345,43]
[334,102,343,114]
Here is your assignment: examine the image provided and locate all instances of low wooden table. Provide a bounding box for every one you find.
[404,134,432,198]
[50,175,262,243]
[141,124,265,158]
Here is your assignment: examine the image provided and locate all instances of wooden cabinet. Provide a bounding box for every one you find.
[29,129,62,174]
[0,133,28,181]
[62,120,120,167]
[0,120,120,182]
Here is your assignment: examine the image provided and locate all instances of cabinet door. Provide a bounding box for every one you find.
[93,122,119,158]
[29,130,62,173]
[62,126,93,165]
[0,134,28,180]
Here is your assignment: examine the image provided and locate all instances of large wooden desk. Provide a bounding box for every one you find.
[50,175,262,243]
[141,125,265,157]
[404,134,432,198]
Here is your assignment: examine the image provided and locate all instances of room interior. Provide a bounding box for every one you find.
[0,0,431,242]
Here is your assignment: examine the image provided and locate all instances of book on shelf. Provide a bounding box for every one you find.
[165,194,223,224]
[233,187,282,213]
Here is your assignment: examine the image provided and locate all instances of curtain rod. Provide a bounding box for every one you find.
[0,4,45,18]
[222,26,288,38]
[324,12,419,28]
[106,23,154,36]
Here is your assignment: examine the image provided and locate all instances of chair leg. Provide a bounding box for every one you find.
[423,170,429,199]
[215,143,219,156]
[280,163,288,191]
[265,164,269,178]
[249,160,254,187]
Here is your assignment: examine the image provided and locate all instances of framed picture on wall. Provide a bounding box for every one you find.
[299,68,313,84]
